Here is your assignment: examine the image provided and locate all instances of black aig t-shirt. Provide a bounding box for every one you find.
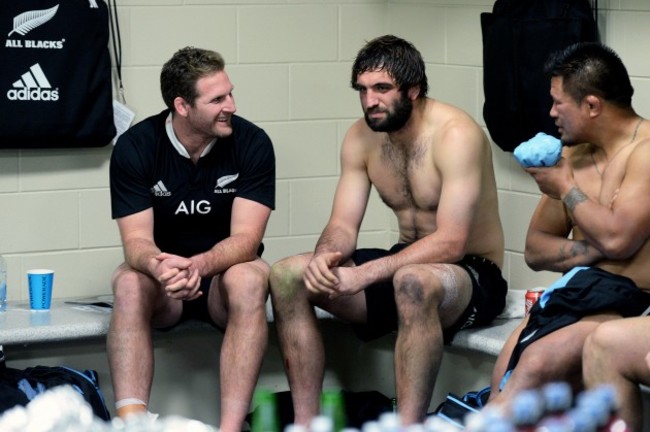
[110,110,275,258]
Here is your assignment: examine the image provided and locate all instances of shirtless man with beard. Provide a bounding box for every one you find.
[269,35,507,426]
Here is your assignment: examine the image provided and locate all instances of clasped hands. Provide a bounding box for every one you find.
[303,251,367,299]
[154,252,202,301]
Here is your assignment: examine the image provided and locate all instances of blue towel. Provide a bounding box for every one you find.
[514,132,562,168]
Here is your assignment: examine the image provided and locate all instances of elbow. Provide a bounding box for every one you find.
[524,252,546,272]
[447,241,468,263]
[599,238,637,261]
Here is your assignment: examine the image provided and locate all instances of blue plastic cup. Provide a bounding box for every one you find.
[27,269,54,310]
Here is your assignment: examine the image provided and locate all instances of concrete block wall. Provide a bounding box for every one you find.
[4,1,650,428]
[1,1,650,307]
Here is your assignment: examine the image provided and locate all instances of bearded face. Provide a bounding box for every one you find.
[363,89,413,132]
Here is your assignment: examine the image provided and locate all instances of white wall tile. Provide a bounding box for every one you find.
[118,66,165,124]
[391,0,494,5]
[239,6,338,63]
[340,5,387,61]
[491,142,511,191]
[228,65,291,122]
[263,235,320,266]
[79,190,121,249]
[447,6,489,66]
[128,7,237,66]
[619,0,650,11]
[0,192,79,254]
[264,122,339,179]
[19,147,112,192]
[386,4,446,64]
[510,159,543,195]
[632,78,650,118]
[606,12,650,76]
[426,64,480,120]
[291,63,360,120]
[0,152,19,192]
[498,191,541,254]
[507,252,560,292]
[290,178,338,236]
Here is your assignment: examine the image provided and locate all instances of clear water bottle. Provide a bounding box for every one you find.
[0,255,7,312]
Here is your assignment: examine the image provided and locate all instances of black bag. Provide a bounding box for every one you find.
[0,362,111,421]
[0,0,115,148]
[481,0,598,152]
[432,387,489,428]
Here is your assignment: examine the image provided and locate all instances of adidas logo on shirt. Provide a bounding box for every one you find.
[6,64,59,101]
[151,180,171,197]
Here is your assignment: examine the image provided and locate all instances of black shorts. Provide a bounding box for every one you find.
[180,278,221,327]
[155,277,223,332]
[162,245,265,331]
[351,244,508,343]
[504,267,650,376]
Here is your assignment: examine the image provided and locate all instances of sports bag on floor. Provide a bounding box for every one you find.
[0,0,115,148]
[0,346,111,421]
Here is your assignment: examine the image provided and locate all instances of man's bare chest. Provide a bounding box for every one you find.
[367,154,441,211]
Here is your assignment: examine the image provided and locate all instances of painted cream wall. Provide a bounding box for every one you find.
[4,0,650,428]
[1,2,650,305]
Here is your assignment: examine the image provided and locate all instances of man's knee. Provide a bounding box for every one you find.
[583,323,613,364]
[269,255,308,298]
[393,265,440,308]
[112,266,158,307]
[517,342,563,381]
[222,260,270,306]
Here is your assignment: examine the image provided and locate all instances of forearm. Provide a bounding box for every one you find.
[314,223,357,261]
[191,233,260,278]
[525,235,602,273]
[561,187,623,258]
[122,238,161,277]
[355,236,466,286]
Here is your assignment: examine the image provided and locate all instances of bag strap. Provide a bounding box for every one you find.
[107,0,125,103]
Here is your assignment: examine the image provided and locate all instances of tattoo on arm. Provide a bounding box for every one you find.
[559,240,589,261]
[562,187,588,211]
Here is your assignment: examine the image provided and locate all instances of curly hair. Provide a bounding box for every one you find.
[351,35,428,98]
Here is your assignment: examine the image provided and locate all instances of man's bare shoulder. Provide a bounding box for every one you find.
[424,99,490,155]
[341,117,386,155]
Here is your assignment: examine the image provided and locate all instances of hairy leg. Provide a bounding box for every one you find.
[393,264,472,425]
[269,254,324,426]
[107,263,181,418]
[208,259,270,432]
[583,317,650,432]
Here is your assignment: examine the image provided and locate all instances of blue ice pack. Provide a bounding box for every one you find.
[513,132,562,168]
